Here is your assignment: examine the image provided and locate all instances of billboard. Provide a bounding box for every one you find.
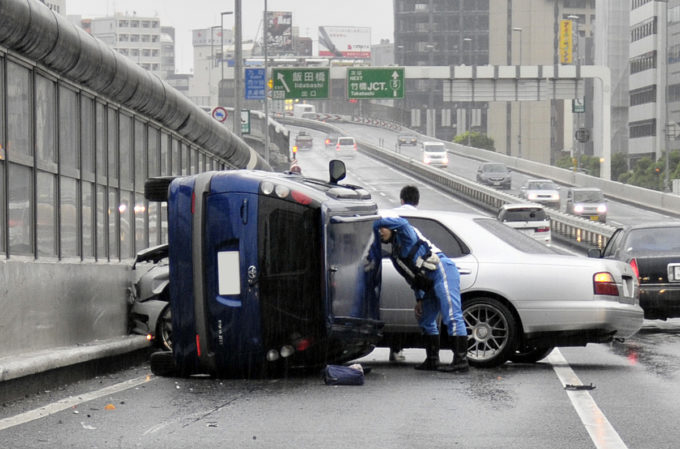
[559,20,573,64]
[318,26,371,59]
[266,11,293,54]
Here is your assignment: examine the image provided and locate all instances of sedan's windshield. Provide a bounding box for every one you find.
[573,190,604,202]
[483,164,507,173]
[528,181,557,190]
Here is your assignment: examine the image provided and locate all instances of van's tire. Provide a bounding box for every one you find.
[150,350,177,377]
[145,177,175,202]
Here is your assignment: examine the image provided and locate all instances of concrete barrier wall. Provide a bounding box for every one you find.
[0,260,130,359]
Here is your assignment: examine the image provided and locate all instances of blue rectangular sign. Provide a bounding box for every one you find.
[245,68,266,100]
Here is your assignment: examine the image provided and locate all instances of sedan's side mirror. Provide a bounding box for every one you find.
[586,248,602,258]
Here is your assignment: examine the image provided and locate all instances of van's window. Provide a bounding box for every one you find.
[424,144,445,152]
[501,207,547,222]
[327,219,379,319]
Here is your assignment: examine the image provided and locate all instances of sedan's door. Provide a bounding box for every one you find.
[379,216,479,330]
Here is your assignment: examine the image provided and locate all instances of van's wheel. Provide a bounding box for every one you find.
[510,346,554,364]
[464,297,518,368]
[150,350,177,377]
[145,177,175,202]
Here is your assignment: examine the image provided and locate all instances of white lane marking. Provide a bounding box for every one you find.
[548,349,628,449]
[0,376,153,431]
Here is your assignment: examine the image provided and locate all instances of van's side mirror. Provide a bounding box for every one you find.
[329,159,346,184]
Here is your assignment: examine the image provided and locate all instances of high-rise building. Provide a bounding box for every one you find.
[628,0,680,163]
[39,0,65,14]
[394,0,490,142]
[90,13,166,77]
[394,0,603,165]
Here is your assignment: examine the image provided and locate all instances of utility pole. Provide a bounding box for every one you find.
[512,27,523,158]
[234,0,242,138]
[263,0,270,164]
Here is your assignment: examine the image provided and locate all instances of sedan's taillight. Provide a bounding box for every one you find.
[629,258,640,279]
[593,272,619,296]
[536,226,550,233]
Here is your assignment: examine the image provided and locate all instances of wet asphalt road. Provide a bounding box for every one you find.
[3,133,680,448]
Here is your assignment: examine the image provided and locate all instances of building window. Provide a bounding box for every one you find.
[629,119,656,138]
[630,51,657,74]
[630,85,656,106]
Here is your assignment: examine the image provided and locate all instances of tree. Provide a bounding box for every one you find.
[453,132,495,151]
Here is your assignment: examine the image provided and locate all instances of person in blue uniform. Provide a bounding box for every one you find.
[370,215,469,372]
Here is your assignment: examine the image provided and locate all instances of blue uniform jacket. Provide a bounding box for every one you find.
[371,216,433,301]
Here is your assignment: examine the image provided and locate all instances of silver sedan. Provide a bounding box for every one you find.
[378,209,644,367]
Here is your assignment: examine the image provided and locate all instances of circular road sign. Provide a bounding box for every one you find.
[575,127,590,143]
[212,106,228,123]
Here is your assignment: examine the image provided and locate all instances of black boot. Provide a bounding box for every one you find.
[414,335,440,371]
[439,336,470,373]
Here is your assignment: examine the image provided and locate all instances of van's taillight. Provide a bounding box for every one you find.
[196,334,202,357]
[335,144,340,151]
[629,258,640,279]
[536,227,550,233]
[353,144,357,150]
[593,272,619,296]
[291,190,312,205]
[191,191,196,214]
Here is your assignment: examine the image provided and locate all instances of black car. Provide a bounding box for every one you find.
[397,134,417,146]
[476,162,512,189]
[588,222,680,320]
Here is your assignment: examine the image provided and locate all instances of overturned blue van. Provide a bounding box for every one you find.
[145,161,383,378]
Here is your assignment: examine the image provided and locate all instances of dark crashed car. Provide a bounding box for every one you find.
[128,244,172,350]
[588,222,680,320]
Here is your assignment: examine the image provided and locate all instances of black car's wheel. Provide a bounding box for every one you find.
[464,297,518,368]
[145,176,175,202]
[156,305,172,351]
[510,345,554,364]
[150,350,177,377]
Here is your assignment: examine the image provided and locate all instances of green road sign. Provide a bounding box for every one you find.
[347,67,404,99]
[272,68,329,100]
[572,97,586,113]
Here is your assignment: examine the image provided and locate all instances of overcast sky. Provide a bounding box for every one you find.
[66,0,394,73]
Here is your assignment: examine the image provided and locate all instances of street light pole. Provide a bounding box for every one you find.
[463,37,472,146]
[263,0,270,164]
[234,1,242,138]
[209,25,221,106]
[512,27,523,158]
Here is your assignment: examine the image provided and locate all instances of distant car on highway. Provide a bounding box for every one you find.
[565,187,607,223]
[588,222,680,320]
[497,203,551,244]
[324,134,339,150]
[294,131,313,150]
[334,136,357,158]
[420,141,449,168]
[476,162,512,189]
[379,209,643,367]
[519,179,561,209]
[397,134,417,147]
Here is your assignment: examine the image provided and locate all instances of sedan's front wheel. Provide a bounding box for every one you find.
[464,297,518,368]
[156,305,172,351]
